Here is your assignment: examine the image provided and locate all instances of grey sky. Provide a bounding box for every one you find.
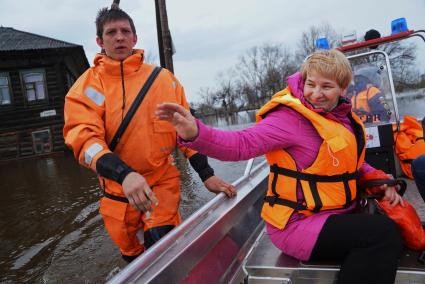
[1,0,425,103]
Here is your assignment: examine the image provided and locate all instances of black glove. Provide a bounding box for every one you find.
[189,153,214,182]
[96,153,134,184]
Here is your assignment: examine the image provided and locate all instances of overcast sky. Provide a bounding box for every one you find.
[1,0,425,103]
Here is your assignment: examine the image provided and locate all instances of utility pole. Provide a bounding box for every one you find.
[154,0,174,73]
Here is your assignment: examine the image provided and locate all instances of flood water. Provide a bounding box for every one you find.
[0,117,256,283]
[0,93,423,283]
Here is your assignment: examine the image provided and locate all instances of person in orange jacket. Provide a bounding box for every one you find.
[351,72,391,123]
[63,3,236,263]
[410,118,425,202]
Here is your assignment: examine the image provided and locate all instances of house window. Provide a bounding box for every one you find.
[0,73,12,105]
[21,70,47,102]
[32,129,52,154]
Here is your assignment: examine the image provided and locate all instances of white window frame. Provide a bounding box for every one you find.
[0,73,12,105]
[31,129,52,154]
[21,69,48,103]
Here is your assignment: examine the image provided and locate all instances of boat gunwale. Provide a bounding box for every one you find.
[108,158,269,283]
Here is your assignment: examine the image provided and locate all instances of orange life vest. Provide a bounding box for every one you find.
[351,86,381,123]
[256,89,366,229]
[393,116,425,179]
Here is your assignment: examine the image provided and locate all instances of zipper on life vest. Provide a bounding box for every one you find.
[120,60,126,122]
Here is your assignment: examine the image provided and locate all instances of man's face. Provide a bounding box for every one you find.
[96,19,137,61]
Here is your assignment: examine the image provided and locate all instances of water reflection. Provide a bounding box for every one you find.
[0,155,101,282]
[396,88,425,120]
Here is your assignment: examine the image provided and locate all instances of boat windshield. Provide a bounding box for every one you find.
[347,51,398,127]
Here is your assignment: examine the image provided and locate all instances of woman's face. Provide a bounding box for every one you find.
[303,70,346,112]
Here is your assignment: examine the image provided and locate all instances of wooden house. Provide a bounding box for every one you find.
[0,27,89,160]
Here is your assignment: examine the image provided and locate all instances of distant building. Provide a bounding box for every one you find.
[0,27,89,160]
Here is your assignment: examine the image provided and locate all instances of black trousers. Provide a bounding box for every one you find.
[310,213,402,284]
[122,225,175,263]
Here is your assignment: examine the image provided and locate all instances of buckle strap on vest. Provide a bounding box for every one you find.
[267,165,358,212]
[308,180,322,212]
[264,196,307,210]
[270,164,358,182]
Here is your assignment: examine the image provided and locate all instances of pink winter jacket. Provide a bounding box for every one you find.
[179,72,374,260]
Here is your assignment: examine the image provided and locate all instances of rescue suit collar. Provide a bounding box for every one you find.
[94,49,145,77]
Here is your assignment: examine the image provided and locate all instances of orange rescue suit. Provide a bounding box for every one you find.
[256,89,366,229]
[352,86,381,113]
[63,49,196,256]
[394,115,425,179]
[351,86,384,122]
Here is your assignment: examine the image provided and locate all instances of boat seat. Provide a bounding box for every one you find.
[244,229,425,284]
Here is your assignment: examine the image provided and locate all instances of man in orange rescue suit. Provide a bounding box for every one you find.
[63,4,236,263]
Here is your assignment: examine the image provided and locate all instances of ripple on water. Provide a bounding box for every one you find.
[72,202,100,224]
[11,236,58,270]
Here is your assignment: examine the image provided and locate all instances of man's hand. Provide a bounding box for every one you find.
[155,103,198,140]
[382,184,405,207]
[122,172,159,213]
[203,176,236,198]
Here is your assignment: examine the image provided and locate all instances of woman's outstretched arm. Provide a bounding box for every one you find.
[156,103,297,161]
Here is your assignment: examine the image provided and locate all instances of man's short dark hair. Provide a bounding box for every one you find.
[95,7,136,38]
[364,29,381,41]
[364,29,381,49]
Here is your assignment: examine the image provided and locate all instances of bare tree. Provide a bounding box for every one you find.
[295,22,340,64]
[193,72,243,121]
[382,41,419,90]
[194,42,296,112]
[196,87,218,115]
[236,43,296,107]
[214,71,244,114]
[236,46,263,108]
[194,21,423,117]
[261,44,296,95]
[347,39,419,92]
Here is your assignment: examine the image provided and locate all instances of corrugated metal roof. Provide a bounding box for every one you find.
[0,27,81,51]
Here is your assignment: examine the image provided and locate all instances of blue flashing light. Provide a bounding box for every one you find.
[316,38,330,49]
[391,18,408,34]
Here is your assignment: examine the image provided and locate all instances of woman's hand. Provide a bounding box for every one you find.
[381,184,405,207]
[156,103,198,141]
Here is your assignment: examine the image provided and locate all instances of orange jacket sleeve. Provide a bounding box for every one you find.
[63,71,111,172]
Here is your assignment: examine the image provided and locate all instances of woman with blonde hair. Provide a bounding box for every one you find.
[156,49,403,283]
